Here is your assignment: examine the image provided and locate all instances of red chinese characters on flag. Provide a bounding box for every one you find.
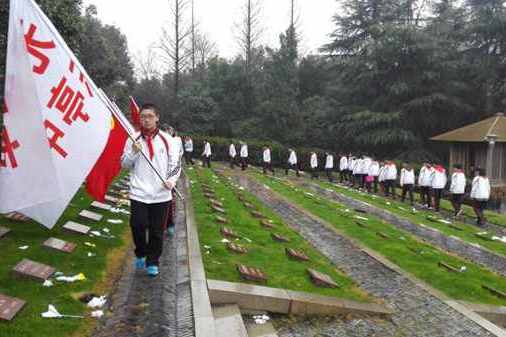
[0,127,21,169]
[24,23,55,75]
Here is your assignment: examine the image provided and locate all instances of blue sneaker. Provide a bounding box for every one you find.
[147,265,159,277]
[167,226,175,237]
[135,257,146,270]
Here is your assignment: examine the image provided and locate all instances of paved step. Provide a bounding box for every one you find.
[245,321,278,337]
[213,304,249,337]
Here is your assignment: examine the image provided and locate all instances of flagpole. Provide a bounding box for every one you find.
[97,90,185,201]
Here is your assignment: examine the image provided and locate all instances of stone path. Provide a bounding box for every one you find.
[92,184,194,337]
[232,172,501,337]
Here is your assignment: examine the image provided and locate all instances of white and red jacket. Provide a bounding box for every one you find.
[288,150,297,165]
[450,171,466,194]
[325,154,334,169]
[418,166,433,187]
[310,153,318,169]
[384,163,398,180]
[400,168,415,186]
[122,130,181,204]
[229,144,237,158]
[339,156,348,171]
[240,144,248,158]
[471,176,491,200]
[263,148,271,163]
[368,161,380,177]
[430,166,447,189]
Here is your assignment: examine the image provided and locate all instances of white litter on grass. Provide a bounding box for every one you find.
[263,185,271,190]
[220,238,230,243]
[304,192,314,197]
[243,237,252,243]
[253,314,271,324]
[477,231,488,235]
[110,207,130,215]
[239,187,245,190]
[91,310,104,318]
[87,296,107,309]
[412,208,417,213]
[102,228,110,233]
[91,231,102,237]
[438,219,452,225]
[87,252,96,257]
[460,266,467,273]
[398,206,407,211]
[345,209,351,213]
[203,245,212,249]
[55,273,86,283]
[354,216,368,221]
[41,305,83,319]
[84,242,96,248]
[492,236,506,243]
[386,202,391,205]
[43,280,54,287]
[399,236,406,241]
[107,219,123,224]
[18,245,29,250]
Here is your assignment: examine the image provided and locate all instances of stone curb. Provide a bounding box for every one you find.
[207,279,393,318]
[183,175,217,337]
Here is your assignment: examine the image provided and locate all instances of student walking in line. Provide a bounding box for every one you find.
[339,153,348,183]
[325,152,334,182]
[286,148,299,176]
[470,168,491,226]
[418,163,433,208]
[202,140,212,168]
[368,158,380,193]
[384,160,398,199]
[183,136,194,165]
[229,143,237,169]
[310,152,319,179]
[240,142,248,170]
[400,163,415,205]
[430,164,447,212]
[449,164,466,218]
[262,146,275,175]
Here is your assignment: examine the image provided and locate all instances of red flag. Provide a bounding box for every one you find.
[129,96,141,130]
[86,115,128,201]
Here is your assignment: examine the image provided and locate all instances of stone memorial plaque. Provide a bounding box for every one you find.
[43,238,76,253]
[227,242,248,254]
[210,199,224,207]
[376,232,390,239]
[91,201,112,211]
[482,284,506,299]
[271,233,290,242]
[79,210,103,222]
[307,269,339,288]
[13,259,55,281]
[0,294,26,321]
[104,195,119,203]
[211,205,226,214]
[0,226,11,239]
[286,248,309,261]
[216,216,228,224]
[438,261,459,273]
[203,187,215,193]
[63,221,90,235]
[204,192,215,198]
[355,221,368,228]
[237,264,267,282]
[221,227,240,239]
[244,202,256,210]
[251,211,264,219]
[260,220,274,229]
[201,183,211,189]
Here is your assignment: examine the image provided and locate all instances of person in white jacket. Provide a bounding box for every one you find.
[310,152,318,179]
[286,148,299,176]
[229,143,237,169]
[351,156,359,187]
[378,162,386,194]
[262,146,274,175]
[325,152,334,182]
[384,160,398,199]
[449,164,466,217]
[418,163,433,208]
[430,164,447,212]
[400,163,415,205]
[360,156,372,189]
[470,168,491,226]
[368,159,380,193]
[339,154,348,183]
[183,136,194,165]
[240,142,248,171]
[201,140,212,168]
[121,103,181,277]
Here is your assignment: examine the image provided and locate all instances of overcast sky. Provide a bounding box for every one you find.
[82,0,338,70]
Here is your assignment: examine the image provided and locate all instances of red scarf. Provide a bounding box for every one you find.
[435,165,445,173]
[141,127,159,160]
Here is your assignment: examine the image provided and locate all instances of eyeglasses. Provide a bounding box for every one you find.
[140,114,157,119]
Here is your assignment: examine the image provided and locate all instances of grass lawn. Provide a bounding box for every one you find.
[299,179,506,257]
[0,181,131,337]
[186,166,372,302]
[249,171,506,306]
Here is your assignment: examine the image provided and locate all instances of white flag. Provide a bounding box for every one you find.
[0,0,112,229]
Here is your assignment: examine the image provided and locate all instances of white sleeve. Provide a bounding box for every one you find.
[166,139,182,185]
[121,138,140,169]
